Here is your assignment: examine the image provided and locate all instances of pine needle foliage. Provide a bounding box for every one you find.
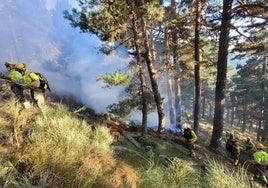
[97,71,132,88]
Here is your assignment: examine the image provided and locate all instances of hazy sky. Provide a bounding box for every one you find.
[44,0,78,10]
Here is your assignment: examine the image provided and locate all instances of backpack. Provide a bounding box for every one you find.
[232,140,240,153]
[35,72,51,92]
[225,139,234,152]
[183,128,193,140]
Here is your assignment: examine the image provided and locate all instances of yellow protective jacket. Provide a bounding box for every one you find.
[184,130,197,144]
[23,70,40,88]
[8,69,24,83]
[253,150,268,163]
[232,140,241,154]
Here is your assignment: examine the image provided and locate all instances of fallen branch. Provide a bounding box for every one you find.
[105,114,141,148]
[120,129,141,148]
[111,145,145,160]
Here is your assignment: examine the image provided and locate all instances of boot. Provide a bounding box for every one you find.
[233,159,239,166]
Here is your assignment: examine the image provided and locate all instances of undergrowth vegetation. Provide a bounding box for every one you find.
[0,98,257,187]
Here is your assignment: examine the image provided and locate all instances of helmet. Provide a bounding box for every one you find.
[255,143,266,150]
[5,61,15,68]
[15,63,26,70]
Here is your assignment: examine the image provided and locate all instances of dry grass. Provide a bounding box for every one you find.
[72,152,116,187]
[110,162,140,188]
[73,153,140,188]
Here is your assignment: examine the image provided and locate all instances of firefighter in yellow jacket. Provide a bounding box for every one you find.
[252,143,268,186]
[231,138,241,166]
[183,127,198,157]
[15,63,45,108]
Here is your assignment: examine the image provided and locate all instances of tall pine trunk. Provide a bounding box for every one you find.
[140,1,165,133]
[171,0,182,129]
[193,0,201,134]
[131,3,148,138]
[263,58,267,141]
[242,90,248,132]
[210,0,233,150]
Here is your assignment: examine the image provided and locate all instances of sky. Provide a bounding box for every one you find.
[0,0,130,113]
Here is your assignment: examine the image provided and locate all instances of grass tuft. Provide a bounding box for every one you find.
[203,158,250,188]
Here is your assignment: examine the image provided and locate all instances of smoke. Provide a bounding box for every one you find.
[0,0,181,131]
[0,0,129,113]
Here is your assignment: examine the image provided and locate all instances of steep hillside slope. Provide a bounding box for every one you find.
[0,83,265,187]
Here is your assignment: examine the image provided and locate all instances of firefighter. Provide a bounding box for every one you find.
[15,63,45,108]
[183,127,198,157]
[252,143,268,186]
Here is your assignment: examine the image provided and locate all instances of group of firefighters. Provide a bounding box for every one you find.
[183,126,268,185]
[0,61,49,109]
[225,132,268,184]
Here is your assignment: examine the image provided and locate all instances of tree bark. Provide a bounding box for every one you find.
[131,3,149,138]
[242,90,248,132]
[202,95,205,118]
[171,0,182,129]
[210,0,233,150]
[140,1,165,133]
[262,58,267,141]
[193,0,202,134]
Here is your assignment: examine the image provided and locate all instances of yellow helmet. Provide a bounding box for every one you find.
[5,61,16,68]
[255,143,266,150]
[15,63,26,70]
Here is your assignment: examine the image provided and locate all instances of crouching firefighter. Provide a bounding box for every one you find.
[15,63,51,108]
[183,127,198,158]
